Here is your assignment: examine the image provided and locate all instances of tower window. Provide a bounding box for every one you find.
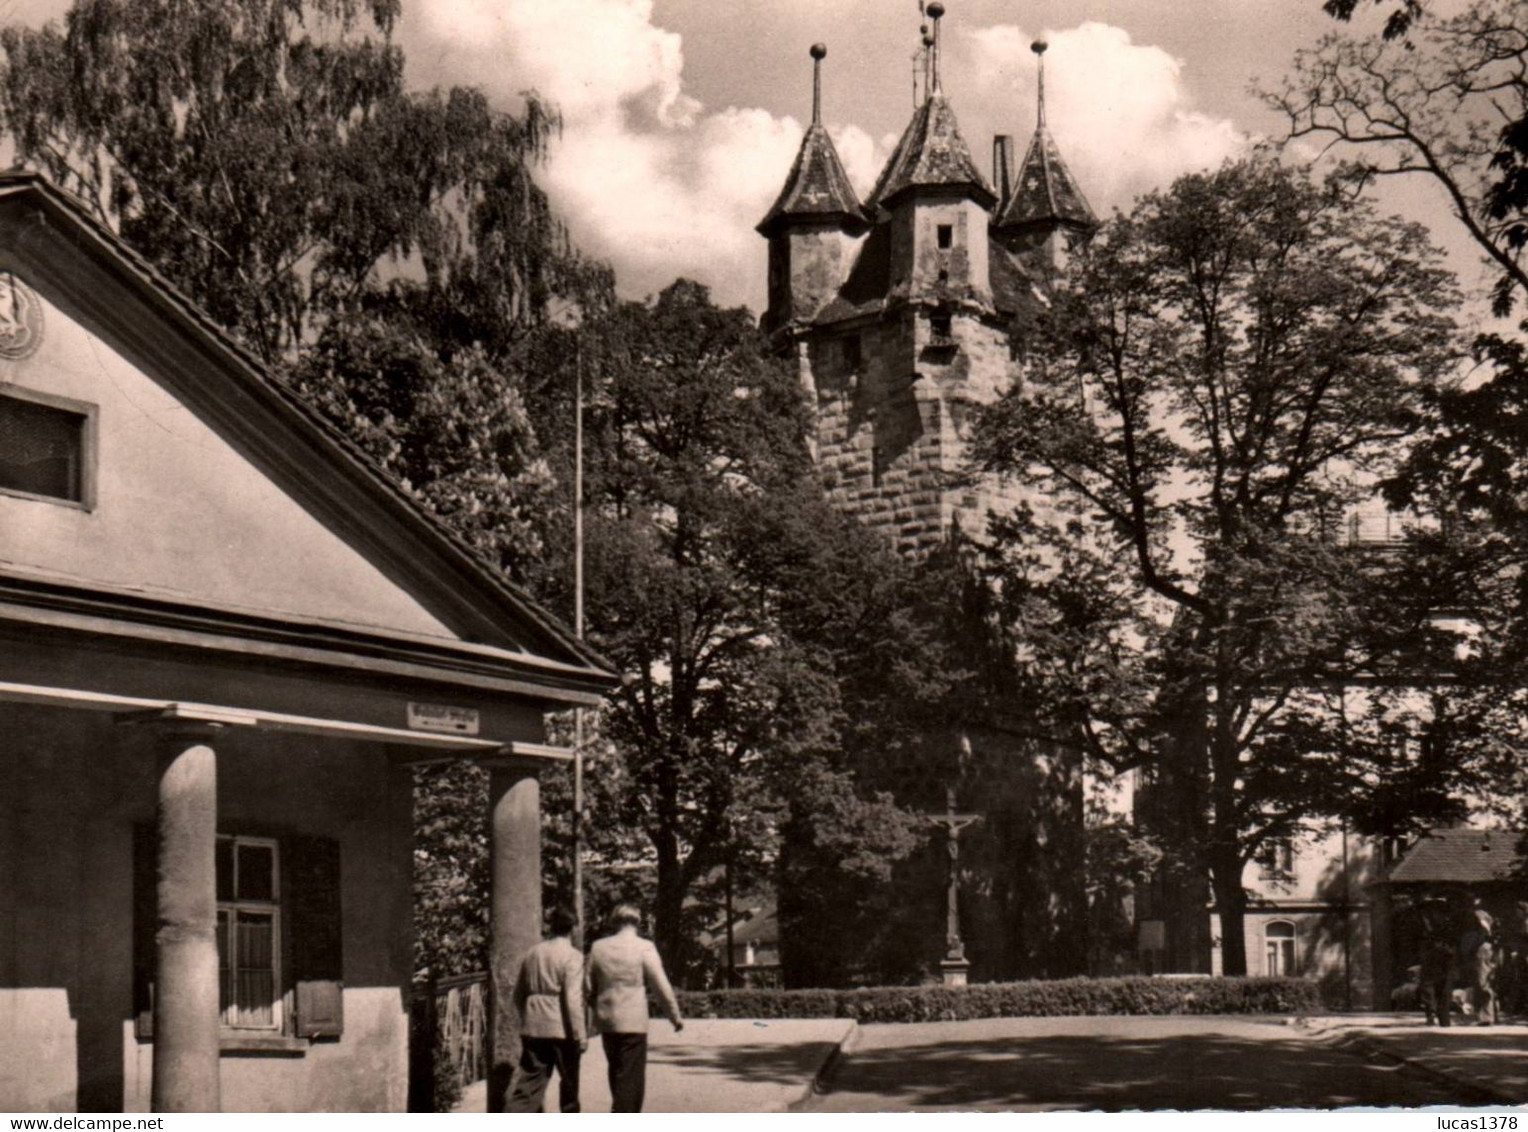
[0,386,95,507]
[931,313,953,339]
[937,224,953,249]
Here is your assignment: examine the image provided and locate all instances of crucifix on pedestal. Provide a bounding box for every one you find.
[930,774,981,985]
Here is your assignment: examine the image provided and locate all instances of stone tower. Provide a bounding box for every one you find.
[760,20,1096,558]
[759,12,1102,981]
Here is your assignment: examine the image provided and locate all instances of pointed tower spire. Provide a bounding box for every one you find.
[812,40,824,125]
[1034,38,1047,128]
[995,38,1098,235]
[927,1,945,96]
[756,43,867,236]
[866,5,995,213]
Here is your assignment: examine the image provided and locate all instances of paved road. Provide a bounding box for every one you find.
[811,1016,1472,1112]
[455,1018,856,1113]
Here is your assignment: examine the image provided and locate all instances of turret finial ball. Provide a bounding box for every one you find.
[1032,39,1048,55]
[810,43,827,60]
[927,2,945,19]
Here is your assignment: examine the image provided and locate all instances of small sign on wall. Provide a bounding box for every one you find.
[407,702,481,736]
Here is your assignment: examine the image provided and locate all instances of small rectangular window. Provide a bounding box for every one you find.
[0,387,94,506]
[937,224,953,249]
[931,313,953,339]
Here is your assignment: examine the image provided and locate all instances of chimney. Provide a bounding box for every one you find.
[992,134,1013,210]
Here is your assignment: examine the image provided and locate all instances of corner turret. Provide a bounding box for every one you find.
[992,41,1098,272]
[758,43,868,334]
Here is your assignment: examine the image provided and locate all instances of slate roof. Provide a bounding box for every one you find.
[0,169,616,687]
[757,123,866,235]
[866,94,995,212]
[996,124,1097,232]
[1387,828,1525,885]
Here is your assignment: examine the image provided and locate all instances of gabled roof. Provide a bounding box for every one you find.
[996,125,1097,232]
[757,123,866,236]
[0,169,617,701]
[1388,828,1524,885]
[866,94,996,212]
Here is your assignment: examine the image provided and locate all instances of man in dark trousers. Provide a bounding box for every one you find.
[506,905,586,1112]
[587,904,684,1112]
[1419,895,1454,1026]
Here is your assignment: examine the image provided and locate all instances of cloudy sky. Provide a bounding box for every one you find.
[0,0,1482,317]
[401,0,1338,313]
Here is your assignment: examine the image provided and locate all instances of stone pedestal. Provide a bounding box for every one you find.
[940,958,971,987]
[486,758,541,1113]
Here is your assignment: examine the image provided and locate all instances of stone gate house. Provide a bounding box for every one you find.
[0,171,617,1112]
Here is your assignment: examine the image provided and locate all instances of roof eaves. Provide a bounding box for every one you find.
[0,171,616,682]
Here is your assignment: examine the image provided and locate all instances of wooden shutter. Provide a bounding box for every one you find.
[132,823,155,1040]
[283,835,344,1038]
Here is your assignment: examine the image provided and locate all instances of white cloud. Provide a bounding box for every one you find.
[406,4,1243,315]
[963,22,1246,214]
[406,0,883,312]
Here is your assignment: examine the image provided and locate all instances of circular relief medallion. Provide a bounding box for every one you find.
[0,272,43,360]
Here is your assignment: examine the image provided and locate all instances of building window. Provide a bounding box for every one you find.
[930,313,953,339]
[1264,920,1297,976]
[134,828,344,1042]
[937,224,953,249]
[0,386,95,507]
[217,836,281,1030]
[1257,838,1295,878]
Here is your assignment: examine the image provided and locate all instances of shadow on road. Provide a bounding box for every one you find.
[821,1030,1456,1111]
[655,1039,837,1088]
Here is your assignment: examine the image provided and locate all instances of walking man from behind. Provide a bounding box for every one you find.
[588,903,684,1112]
[507,905,586,1112]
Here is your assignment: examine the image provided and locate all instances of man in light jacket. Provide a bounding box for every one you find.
[507,905,586,1112]
[587,903,684,1112]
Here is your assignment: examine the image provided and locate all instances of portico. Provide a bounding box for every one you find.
[0,170,616,1113]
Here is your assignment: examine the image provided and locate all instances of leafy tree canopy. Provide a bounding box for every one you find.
[572,280,945,979]
[974,157,1465,974]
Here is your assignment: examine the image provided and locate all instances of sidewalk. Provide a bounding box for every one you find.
[1301,1014,1528,1105]
[454,1018,857,1113]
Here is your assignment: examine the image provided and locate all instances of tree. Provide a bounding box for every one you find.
[0,0,599,360]
[974,158,1463,974]
[573,280,951,978]
[0,0,617,982]
[1275,0,1528,316]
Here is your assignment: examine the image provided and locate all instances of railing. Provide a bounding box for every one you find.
[410,971,488,1111]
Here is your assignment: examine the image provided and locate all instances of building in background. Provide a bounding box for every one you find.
[757,10,1097,981]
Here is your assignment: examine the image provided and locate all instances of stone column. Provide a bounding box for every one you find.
[485,758,541,1113]
[151,723,222,1113]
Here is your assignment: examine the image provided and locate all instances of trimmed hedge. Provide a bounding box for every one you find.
[676,976,1321,1023]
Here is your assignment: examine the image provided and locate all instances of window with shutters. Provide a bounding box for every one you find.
[134,826,344,1045]
[217,836,281,1030]
[0,385,95,507]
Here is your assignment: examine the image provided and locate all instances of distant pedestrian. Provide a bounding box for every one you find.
[506,905,586,1113]
[1463,898,1497,1026]
[1418,897,1454,1027]
[1500,902,1528,1018]
[587,903,684,1112]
